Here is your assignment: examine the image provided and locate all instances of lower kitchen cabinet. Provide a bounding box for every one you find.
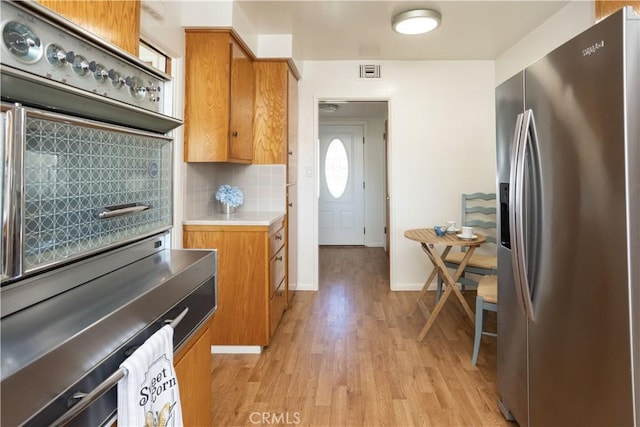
[183,218,287,346]
[174,322,212,427]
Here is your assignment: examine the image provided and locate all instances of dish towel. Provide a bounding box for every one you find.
[118,325,184,427]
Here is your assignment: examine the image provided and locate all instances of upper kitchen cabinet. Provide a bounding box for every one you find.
[595,0,640,20]
[184,30,254,163]
[287,64,299,183]
[35,0,140,55]
[253,61,299,178]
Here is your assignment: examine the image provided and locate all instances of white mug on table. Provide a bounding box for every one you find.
[461,226,474,238]
[446,220,456,232]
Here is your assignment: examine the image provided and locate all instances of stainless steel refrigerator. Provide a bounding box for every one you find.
[495,7,639,426]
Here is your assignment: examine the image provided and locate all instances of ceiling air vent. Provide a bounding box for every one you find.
[359,64,381,79]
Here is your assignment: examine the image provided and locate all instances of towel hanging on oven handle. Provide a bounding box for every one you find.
[48,307,189,427]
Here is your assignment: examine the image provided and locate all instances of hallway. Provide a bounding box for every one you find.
[211,247,510,426]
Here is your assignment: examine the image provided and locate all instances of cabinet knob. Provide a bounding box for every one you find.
[276,255,283,261]
[288,202,293,207]
[275,234,282,240]
[288,150,293,156]
[231,131,238,137]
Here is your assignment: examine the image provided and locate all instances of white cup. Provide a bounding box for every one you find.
[461,226,474,237]
[446,220,456,231]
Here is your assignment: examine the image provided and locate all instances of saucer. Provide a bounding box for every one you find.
[456,233,477,240]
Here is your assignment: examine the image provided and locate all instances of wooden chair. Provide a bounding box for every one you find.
[436,192,497,301]
[472,275,498,365]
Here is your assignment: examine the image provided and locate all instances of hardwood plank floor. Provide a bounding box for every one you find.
[211,247,513,426]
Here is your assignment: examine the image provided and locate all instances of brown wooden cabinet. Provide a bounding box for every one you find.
[184,30,254,163]
[253,61,299,168]
[174,322,212,427]
[183,218,286,346]
[286,185,297,305]
[595,0,640,20]
[35,0,140,55]
[287,65,299,184]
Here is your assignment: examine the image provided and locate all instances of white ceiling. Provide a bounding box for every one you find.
[236,1,571,61]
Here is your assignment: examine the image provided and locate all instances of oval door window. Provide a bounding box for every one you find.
[325,138,349,198]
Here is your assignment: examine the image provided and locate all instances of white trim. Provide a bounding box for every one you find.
[314,97,391,292]
[292,283,316,292]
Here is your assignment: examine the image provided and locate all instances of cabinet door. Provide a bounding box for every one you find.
[36,1,140,55]
[287,185,297,304]
[183,227,269,346]
[287,68,298,183]
[595,1,640,19]
[229,40,254,162]
[174,324,212,427]
[184,31,231,162]
[253,61,288,164]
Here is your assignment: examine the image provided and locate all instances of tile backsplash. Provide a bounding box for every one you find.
[184,163,286,218]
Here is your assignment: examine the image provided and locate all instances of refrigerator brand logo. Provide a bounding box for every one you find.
[582,40,605,56]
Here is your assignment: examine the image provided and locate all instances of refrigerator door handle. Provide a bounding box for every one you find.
[508,112,528,316]
[514,109,537,321]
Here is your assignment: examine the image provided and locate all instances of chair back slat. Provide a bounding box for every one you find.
[461,192,497,250]
[465,206,496,215]
[463,192,496,201]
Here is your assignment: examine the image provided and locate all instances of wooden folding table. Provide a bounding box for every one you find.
[404,228,486,341]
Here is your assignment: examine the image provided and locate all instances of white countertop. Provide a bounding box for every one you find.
[183,211,285,226]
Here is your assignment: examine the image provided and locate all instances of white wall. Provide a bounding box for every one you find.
[495,1,595,85]
[298,61,496,291]
[143,0,595,286]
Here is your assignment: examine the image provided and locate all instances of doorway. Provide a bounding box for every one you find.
[317,101,389,251]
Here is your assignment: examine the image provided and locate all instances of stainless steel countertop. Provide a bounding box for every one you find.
[1,248,217,427]
[183,211,286,226]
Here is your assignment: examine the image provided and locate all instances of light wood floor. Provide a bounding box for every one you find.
[211,247,513,426]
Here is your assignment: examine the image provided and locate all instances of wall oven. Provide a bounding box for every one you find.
[0,1,217,426]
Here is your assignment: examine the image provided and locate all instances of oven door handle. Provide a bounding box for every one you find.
[49,307,189,427]
[95,203,150,219]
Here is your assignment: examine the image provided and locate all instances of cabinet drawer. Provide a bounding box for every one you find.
[269,225,285,256]
[269,279,286,336]
[270,246,286,297]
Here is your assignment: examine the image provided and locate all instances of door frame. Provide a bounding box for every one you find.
[313,98,391,290]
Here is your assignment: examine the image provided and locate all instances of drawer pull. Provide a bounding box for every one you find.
[275,234,283,240]
[276,255,283,262]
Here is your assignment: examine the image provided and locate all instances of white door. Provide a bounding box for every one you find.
[318,125,364,245]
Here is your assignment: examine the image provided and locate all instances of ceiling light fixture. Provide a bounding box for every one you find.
[392,9,441,35]
[319,103,339,113]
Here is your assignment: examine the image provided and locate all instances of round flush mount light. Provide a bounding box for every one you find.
[319,103,339,113]
[392,9,441,35]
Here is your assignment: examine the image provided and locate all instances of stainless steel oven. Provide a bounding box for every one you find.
[0,1,217,426]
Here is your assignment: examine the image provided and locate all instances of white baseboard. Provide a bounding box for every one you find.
[211,345,262,354]
[291,282,317,291]
[391,282,431,291]
[293,282,434,292]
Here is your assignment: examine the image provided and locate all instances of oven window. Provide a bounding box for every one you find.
[22,114,173,271]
